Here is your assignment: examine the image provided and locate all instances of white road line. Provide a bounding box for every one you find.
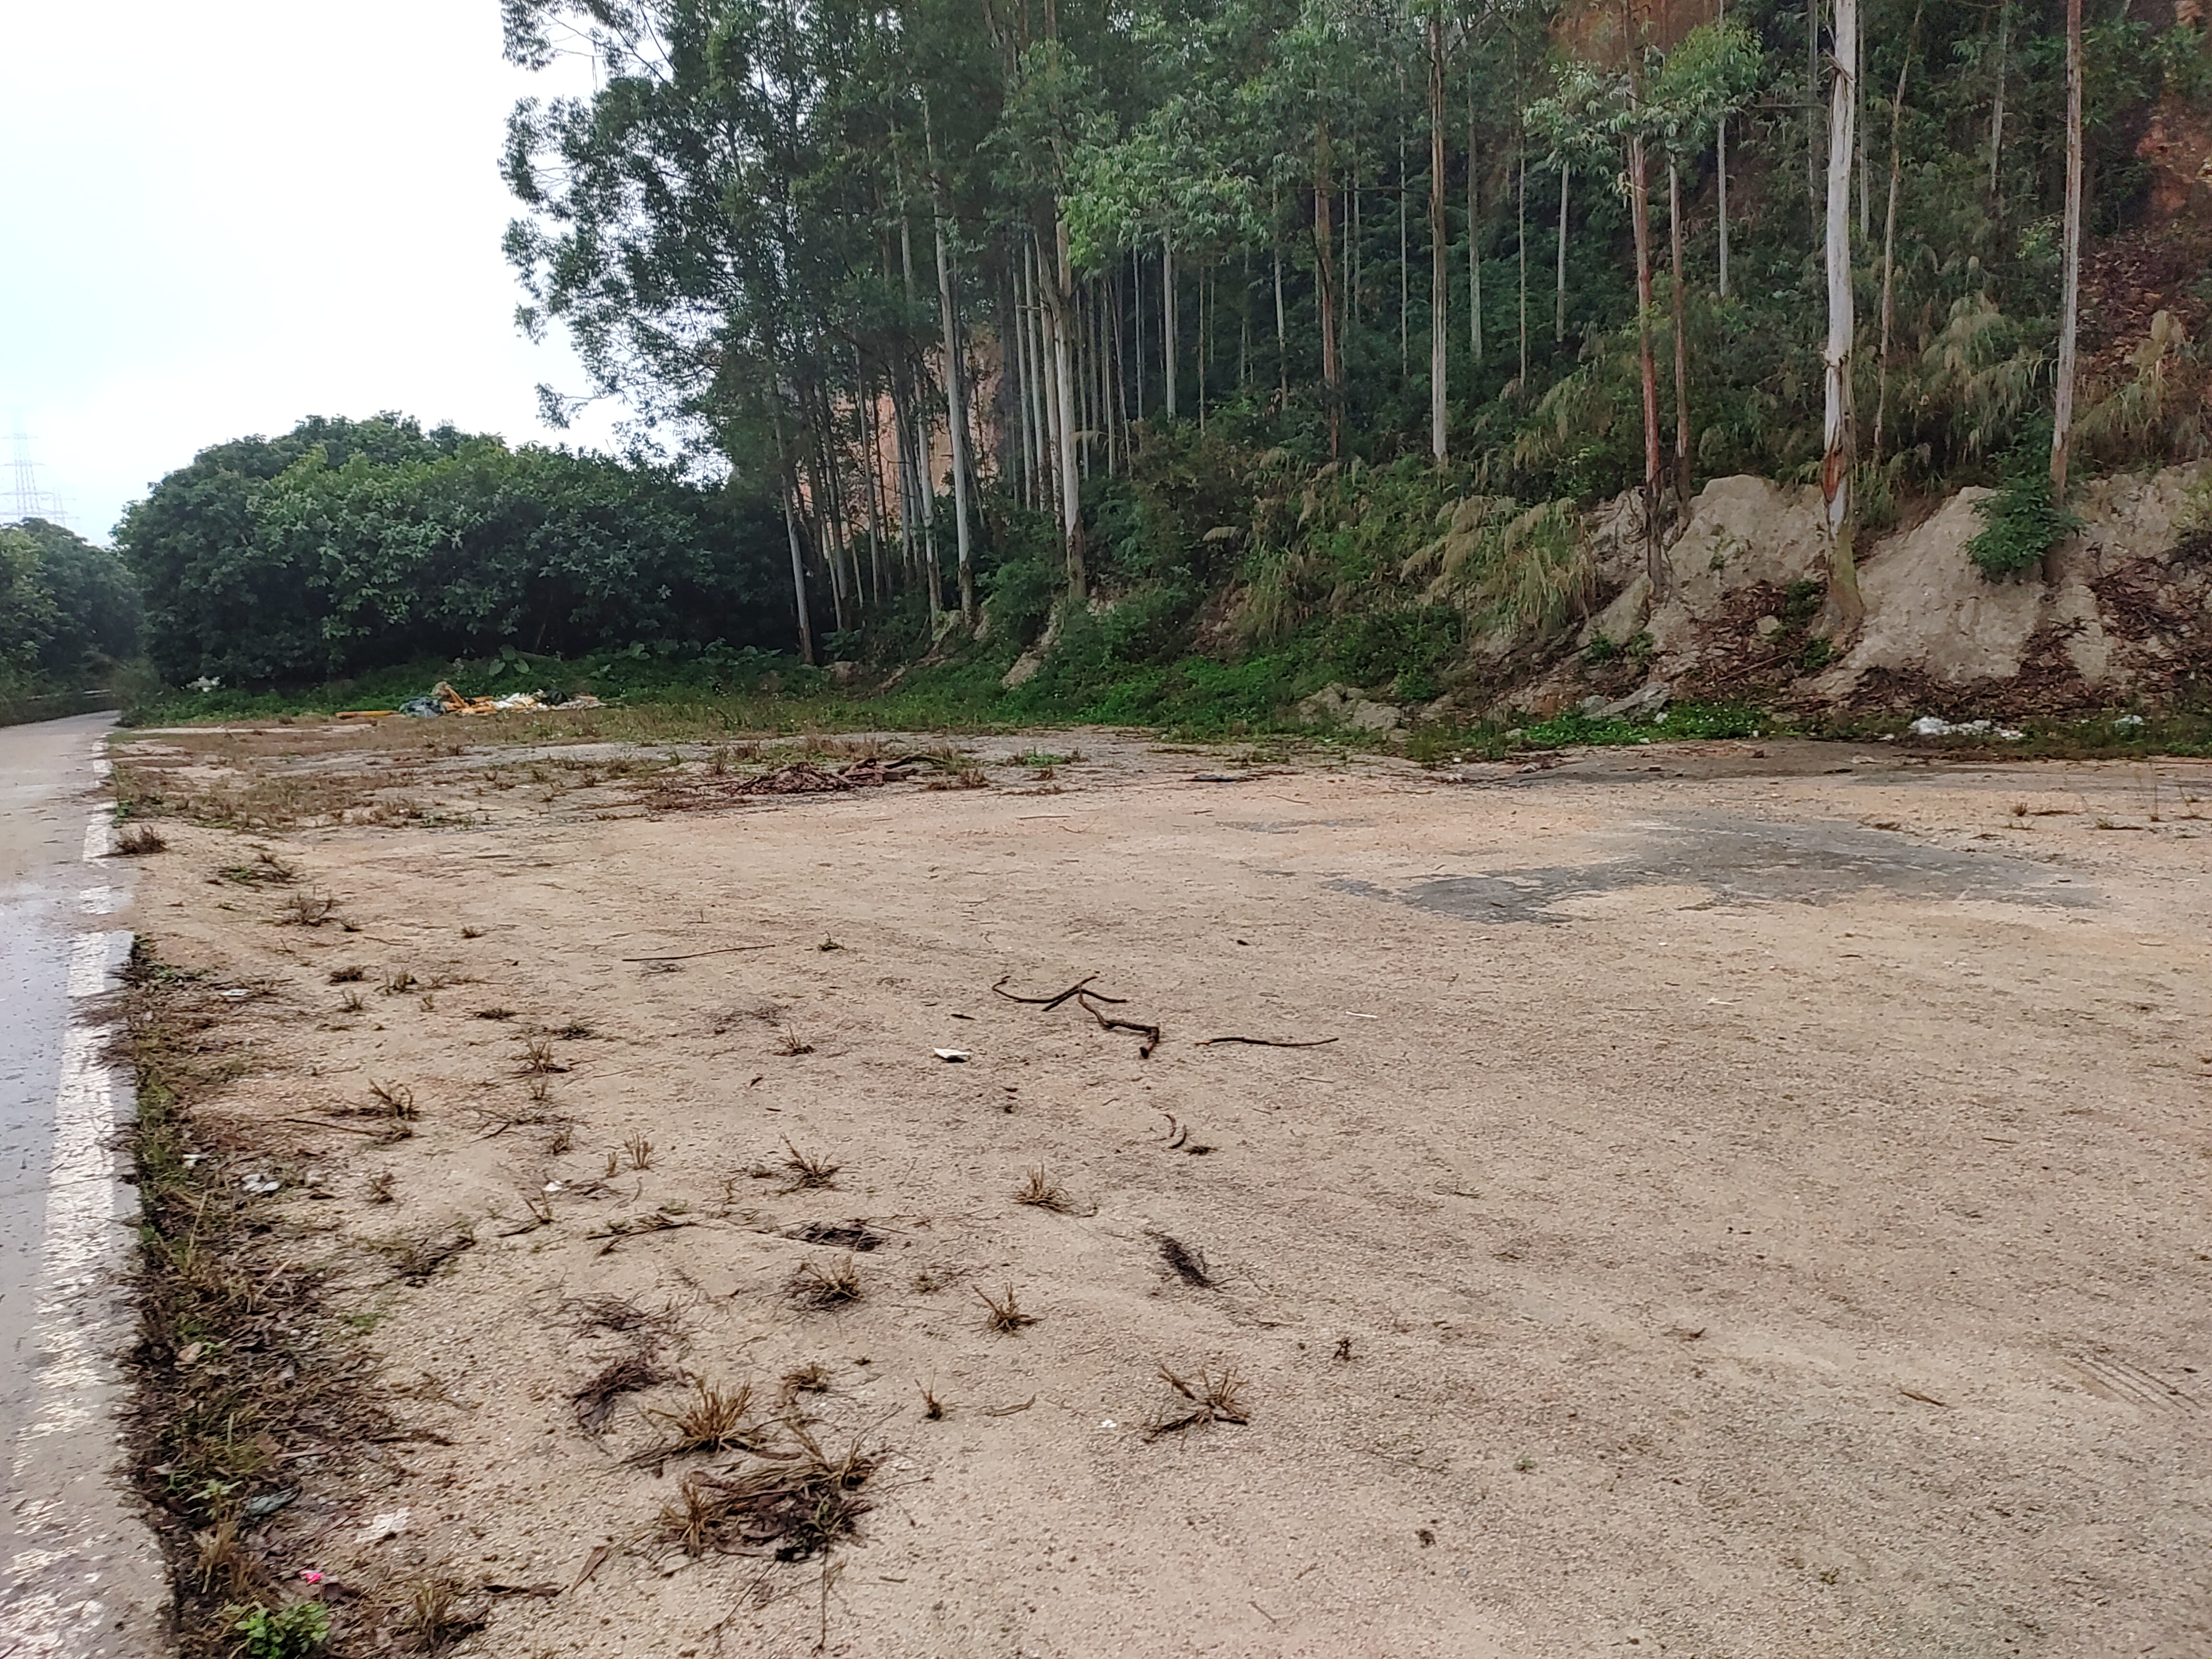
[0,758,158,1656]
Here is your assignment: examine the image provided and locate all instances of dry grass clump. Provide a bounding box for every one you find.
[191,1515,252,1596]
[327,964,367,985]
[977,1283,1036,1334]
[779,1139,840,1191]
[1146,1364,1251,1440]
[634,1378,769,1460]
[1013,1166,1074,1212]
[277,890,341,927]
[624,1133,655,1171]
[516,1036,565,1075]
[217,849,297,885]
[407,1577,486,1657]
[780,1362,831,1404]
[367,1080,418,1120]
[657,1422,880,1561]
[788,1254,865,1310]
[113,823,168,855]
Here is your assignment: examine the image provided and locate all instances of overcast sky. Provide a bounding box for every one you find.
[0,1,617,542]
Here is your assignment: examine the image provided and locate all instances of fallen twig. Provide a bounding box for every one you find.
[1078,991,1160,1058]
[991,973,1124,1010]
[980,1395,1036,1417]
[1195,1035,1340,1049]
[619,942,781,963]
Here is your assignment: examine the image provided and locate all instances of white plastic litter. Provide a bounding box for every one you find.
[1906,716,2023,740]
[2114,713,2145,729]
[240,1172,280,1196]
[932,1048,971,1062]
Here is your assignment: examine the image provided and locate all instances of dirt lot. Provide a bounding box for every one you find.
[115,720,2212,1658]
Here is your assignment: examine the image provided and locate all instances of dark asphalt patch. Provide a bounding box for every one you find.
[1329,814,2098,925]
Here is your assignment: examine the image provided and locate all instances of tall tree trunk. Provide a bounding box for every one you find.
[1039,249,1067,527]
[1132,246,1145,421]
[1198,266,1208,433]
[1398,68,1410,373]
[1856,17,1870,241]
[1468,93,1482,368]
[1516,144,1529,387]
[1429,15,1448,462]
[1988,0,2009,210]
[1630,132,1664,591]
[856,352,886,605]
[1274,219,1288,406]
[1873,15,1918,464]
[1821,0,1866,637]
[1163,237,1178,419]
[772,399,815,664]
[800,412,847,637]
[1808,0,1824,216]
[1027,241,1049,507]
[1046,217,1085,597]
[1555,164,1570,343]
[2050,0,2083,506]
[894,152,940,632]
[1078,283,1093,481]
[1669,162,1692,513]
[1111,272,1131,464]
[925,105,976,628]
[1718,0,1731,298]
[1315,120,1342,457]
[1010,253,1034,506]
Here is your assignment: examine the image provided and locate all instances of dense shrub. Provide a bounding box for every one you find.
[118,415,790,685]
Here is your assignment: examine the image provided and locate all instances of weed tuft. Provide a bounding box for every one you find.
[1012,1166,1073,1212]
[637,1377,765,1458]
[788,1254,865,1310]
[655,1422,879,1561]
[976,1283,1036,1334]
[1146,1363,1250,1439]
[778,1139,840,1191]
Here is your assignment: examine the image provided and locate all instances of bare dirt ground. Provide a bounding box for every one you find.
[114,719,2212,1659]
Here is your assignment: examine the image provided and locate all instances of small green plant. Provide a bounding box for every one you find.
[222,1599,331,1658]
[1797,636,1835,673]
[1580,634,1619,666]
[1780,579,1825,626]
[1967,468,2082,580]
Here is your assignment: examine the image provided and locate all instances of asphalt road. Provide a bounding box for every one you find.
[0,714,166,1657]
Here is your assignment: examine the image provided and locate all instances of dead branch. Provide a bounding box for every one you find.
[619,943,781,963]
[1077,992,1160,1058]
[1195,1035,1341,1048]
[991,973,1124,1009]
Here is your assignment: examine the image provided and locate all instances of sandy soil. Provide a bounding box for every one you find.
[118,722,2212,1658]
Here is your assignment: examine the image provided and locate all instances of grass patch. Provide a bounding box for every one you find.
[121,944,390,1658]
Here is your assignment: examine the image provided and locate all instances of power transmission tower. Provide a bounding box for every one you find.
[8,425,71,528]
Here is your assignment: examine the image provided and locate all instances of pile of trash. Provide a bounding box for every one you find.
[340,681,604,720]
[1905,715,2024,741]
